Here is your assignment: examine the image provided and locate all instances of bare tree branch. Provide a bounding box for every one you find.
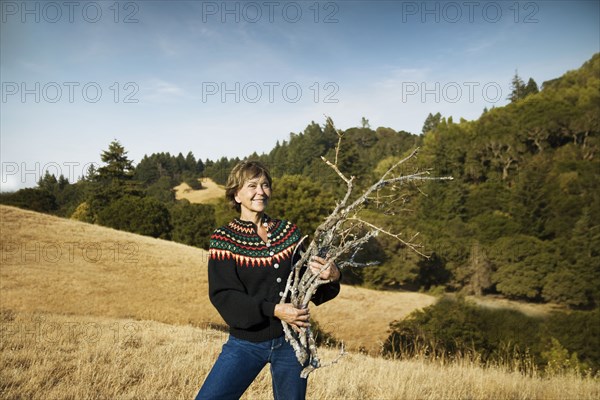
[280,117,453,378]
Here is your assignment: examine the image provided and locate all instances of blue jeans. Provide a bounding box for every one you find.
[195,334,307,400]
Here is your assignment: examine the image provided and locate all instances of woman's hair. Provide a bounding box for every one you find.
[225,160,273,212]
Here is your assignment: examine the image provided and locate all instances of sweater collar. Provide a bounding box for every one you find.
[234,214,271,229]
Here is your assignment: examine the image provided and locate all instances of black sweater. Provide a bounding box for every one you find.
[207,216,340,342]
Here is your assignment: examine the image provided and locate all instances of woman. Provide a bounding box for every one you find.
[195,160,341,400]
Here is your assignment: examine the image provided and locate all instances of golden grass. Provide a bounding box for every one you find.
[174,178,224,204]
[2,309,598,400]
[0,205,222,328]
[0,205,434,350]
[2,204,599,399]
[311,287,436,353]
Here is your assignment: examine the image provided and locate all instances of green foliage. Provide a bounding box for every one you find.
[508,72,538,103]
[0,171,84,217]
[134,150,202,186]
[204,157,240,185]
[267,174,335,236]
[98,140,135,181]
[384,297,599,374]
[185,176,203,190]
[488,235,555,301]
[384,297,543,365]
[213,198,239,228]
[543,309,600,371]
[541,337,589,376]
[70,201,93,223]
[145,176,177,203]
[97,195,172,239]
[0,188,57,213]
[422,112,441,134]
[170,200,216,249]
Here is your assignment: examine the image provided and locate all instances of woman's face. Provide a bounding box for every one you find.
[235,175,272,215]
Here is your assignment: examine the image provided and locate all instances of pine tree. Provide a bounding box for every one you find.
[422,112,442,134]
[508,71,527,103]
[524,78,539,97]
[97,140,134,181]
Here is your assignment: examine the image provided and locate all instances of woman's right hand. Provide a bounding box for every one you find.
[274,303,310,330]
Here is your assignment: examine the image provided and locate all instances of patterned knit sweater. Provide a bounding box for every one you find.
[208,215,340,342]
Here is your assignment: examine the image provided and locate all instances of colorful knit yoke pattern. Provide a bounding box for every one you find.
[209,216,301,267]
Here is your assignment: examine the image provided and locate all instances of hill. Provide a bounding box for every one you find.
[174,178,224,204]
[0,205,436,352]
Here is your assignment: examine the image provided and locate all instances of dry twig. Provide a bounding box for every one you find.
[280,117,452,378]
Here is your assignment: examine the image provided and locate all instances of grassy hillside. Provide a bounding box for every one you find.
[174,178,224,204]
[0,205,435,352]
[1,205,599,398]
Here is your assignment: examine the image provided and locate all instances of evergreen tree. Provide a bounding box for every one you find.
[97,140,134,181]
[185,151,197,172]
[37,171,58,193]
[508,71,527,103]
[524,77,539,97]
[196,158,205,174]
[422,112,442,134]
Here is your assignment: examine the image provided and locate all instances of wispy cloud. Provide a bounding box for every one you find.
[373,66,432,90]
[140,79,188,103]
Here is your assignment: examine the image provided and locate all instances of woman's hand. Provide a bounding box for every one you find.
[274,303,310,330]
[308,256,341,281]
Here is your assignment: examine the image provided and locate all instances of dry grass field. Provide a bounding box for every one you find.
[2,310,598,400]
[174,178,224,204]
[0,205,435,352]
[1,205,599,399]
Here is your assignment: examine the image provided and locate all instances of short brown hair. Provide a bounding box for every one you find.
[225,160,273,212]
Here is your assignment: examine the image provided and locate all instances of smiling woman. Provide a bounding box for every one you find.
[195,160,341,400]
[231,169,272,224]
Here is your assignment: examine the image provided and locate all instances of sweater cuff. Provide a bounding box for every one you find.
[261,301,276,317]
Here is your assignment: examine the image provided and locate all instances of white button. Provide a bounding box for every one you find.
[266,242,271,247]
[279,291,284,297]
[269,251,274,256]
[274,263,279,269]
[276,277,282,283]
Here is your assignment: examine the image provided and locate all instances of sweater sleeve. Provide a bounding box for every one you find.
[208,254,272,329]
[311,278,341,305]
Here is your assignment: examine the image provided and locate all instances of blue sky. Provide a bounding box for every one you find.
[1,0,599,191]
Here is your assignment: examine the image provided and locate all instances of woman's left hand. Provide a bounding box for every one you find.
[308,256,341,281]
